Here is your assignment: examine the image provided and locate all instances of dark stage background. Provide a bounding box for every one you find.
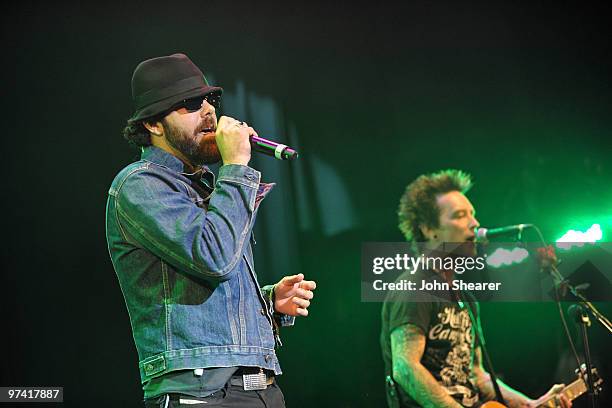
[2,1,611,407]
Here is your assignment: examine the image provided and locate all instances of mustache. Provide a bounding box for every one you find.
[196,121,217,133]
[195,113,218,133]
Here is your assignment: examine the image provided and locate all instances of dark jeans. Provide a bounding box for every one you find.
[144,381,286,408]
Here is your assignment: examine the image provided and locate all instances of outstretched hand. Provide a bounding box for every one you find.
[273,274,316,317]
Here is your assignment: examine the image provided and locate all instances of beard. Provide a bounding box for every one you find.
[163,119,221,166]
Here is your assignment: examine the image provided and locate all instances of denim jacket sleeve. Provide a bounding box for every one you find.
[115,163,260,283]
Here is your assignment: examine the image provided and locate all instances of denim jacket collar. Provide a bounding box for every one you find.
[141,146,215,189]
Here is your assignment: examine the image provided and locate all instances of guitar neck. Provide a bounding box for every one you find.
[537,378,587,408]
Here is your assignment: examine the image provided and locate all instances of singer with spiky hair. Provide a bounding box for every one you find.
[380,169,570,408]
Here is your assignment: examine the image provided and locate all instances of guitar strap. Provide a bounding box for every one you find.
[458,291,507,406]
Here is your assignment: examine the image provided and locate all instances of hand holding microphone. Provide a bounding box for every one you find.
[215,116,255,166]
[216,116,299,165]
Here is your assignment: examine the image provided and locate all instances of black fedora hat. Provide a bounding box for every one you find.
[128,53,223,123]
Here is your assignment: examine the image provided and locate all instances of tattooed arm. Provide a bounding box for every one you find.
[390,324,463,408]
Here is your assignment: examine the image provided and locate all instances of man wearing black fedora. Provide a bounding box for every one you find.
[106,53,316,407]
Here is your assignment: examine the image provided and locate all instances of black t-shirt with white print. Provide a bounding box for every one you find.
[381,269,481,408]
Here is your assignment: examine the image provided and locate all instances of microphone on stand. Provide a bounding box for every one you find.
[475,224,533,242]
[250,135,299,160]
[568,304,588,324]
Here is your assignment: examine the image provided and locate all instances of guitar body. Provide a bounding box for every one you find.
[481,402,506,408]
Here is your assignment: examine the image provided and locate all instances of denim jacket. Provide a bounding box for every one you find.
[105,146,294,384]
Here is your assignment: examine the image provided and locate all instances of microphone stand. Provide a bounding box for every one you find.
[570,304,597,408]
[545,261,612,333]
[532,227,610,408]
[548,265,610,408]
[531,226,612,335]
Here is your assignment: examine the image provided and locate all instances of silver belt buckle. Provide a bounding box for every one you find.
[242,369,268,391]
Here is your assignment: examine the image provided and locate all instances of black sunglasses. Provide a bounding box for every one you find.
[175,92,221,112]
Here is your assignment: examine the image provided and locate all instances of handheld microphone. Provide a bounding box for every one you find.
[475,224,533,242]
[250,135,299,160]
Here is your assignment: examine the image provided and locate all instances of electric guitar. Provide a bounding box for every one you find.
[481,367,603,408]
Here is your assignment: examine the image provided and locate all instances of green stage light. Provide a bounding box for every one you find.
[486,247,530,268]
[556,223,602,250]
